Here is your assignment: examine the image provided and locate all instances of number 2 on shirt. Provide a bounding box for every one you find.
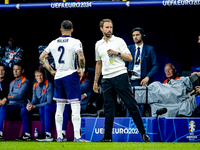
[58,46,65,64]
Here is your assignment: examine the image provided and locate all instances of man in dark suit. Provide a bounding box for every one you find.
[126,27,159,116]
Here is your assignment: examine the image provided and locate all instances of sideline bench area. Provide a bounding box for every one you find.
[3,121,74,141]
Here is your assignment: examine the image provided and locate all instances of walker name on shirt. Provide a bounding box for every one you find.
[57,39,69,43]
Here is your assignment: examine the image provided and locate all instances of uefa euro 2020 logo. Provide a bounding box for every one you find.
[189,120,196,133]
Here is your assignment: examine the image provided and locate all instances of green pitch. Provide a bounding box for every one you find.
[0,141,200,150]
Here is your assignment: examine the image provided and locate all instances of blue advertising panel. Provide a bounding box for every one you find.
[81,117,157,142]
[195,96,200,106]
[158,117,200,142]
[0,1,200,10]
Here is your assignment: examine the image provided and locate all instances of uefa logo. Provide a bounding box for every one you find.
[189,120,196,133]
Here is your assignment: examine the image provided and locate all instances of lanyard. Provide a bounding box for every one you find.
[0,82,2,91]
[134,48,141,64]
[134,55,141,64]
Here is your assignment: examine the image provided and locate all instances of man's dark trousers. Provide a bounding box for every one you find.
[102,73,145,139]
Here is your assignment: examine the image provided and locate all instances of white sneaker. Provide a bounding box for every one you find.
[16,133,31,141]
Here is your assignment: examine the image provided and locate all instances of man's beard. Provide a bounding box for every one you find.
[135,39,142,44]
[105,32,112,38]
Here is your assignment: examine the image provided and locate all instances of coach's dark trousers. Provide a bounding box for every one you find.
[102,73,145,139]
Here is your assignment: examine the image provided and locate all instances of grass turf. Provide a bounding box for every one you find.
[0,141,200,150]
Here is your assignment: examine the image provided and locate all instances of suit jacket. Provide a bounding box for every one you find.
[126,44,159,83]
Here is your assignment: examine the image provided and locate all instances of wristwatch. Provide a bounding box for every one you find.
[117,52,121,57]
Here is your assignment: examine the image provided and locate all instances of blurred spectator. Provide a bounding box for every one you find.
[2,37,23,81]
[163,63,180,84]
[38,45,55,69]
[0,62,31,140]
[191,34,200,95]
[191,34,200,77]
[38,45,55,82]
[80,68,94,113]
[0,63,10,100]
[2,37,23,68]
[0,45,4,64]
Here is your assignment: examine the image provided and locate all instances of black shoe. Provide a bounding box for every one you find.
[141,133,150,142]
[16,133,31,141]
[98,138,112,142]
[0,134,3,141]
[36,133,46,139]
[36,133,53,142]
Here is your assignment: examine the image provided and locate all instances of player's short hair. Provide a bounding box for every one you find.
[61,20,73,31]
[99,19,113,28]
[14,61,24,70]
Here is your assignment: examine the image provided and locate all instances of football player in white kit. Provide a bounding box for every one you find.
[39,20,88,142]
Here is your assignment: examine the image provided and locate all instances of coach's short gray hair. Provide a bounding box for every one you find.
[99,19,113,28]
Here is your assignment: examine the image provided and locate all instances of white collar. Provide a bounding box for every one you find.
[135,43,144,51]
[101,35,115,42]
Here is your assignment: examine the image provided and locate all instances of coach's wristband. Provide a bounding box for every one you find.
[80,68,85,72]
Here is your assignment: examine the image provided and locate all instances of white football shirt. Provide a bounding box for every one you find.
[95,35,130,78]
[44,35,83,79]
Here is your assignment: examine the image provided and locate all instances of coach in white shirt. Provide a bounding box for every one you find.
[93,19,150,142]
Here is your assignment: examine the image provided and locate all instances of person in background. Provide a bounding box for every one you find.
[2,37,23,81]
[0,63,10,102]
[80,68,93,113]
[16,68,53,141]
[125,27,158,117]
[191,34,200,94]
[126,27,158,86]
[191,34,200,77]
[38,45,55,83]
[0,62,30,140]
[163,63,180,84]
[0,45,4,64]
